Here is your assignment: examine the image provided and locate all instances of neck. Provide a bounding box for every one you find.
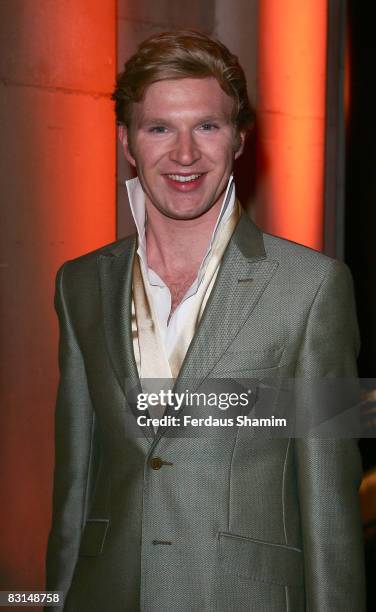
[145,198,223,280]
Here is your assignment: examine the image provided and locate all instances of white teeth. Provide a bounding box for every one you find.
[167,174,202,183]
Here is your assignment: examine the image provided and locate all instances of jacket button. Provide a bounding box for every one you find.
[149,457,163,470]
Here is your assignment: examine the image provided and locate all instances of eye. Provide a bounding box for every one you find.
[199,123,219,131]
[148,126,168,134]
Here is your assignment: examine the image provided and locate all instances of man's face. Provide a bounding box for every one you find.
[121,77,245,220]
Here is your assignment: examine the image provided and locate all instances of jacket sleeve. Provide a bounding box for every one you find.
[45,263,96,604]
[294,259,366,611]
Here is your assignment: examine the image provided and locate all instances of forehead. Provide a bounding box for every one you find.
[133,77,234,123]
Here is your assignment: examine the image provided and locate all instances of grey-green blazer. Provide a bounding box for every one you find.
[46,212,366,611]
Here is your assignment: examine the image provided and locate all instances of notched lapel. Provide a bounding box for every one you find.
[97,238,155,440]
[98,237,137,394]
[174,213,279,395]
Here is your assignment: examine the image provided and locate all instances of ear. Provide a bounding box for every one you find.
[119,125,136,167]
[234,129,246,160]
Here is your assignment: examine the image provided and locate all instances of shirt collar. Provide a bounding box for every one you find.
[126,175,236,277]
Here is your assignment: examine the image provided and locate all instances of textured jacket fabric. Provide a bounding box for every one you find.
[46,212,366,611]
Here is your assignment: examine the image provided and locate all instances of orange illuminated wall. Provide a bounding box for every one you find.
[255,0,328,251]
[0,0,116,595]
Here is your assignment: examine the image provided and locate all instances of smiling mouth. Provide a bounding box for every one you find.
[166,173,204,183]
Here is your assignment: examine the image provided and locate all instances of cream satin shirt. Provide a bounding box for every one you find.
[126,175,236,363]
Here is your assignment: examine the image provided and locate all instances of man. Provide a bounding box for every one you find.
[46,30,366,611]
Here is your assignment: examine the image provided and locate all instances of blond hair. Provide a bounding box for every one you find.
[112,30,254,132]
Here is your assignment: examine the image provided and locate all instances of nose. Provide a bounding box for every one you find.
[169,130,201,166]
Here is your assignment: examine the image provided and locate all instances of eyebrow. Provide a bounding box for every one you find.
[139,118,171,125]
[139,114,229,126]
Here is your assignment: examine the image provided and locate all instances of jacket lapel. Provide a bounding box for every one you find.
[97,237,154,440]
[172,212,279,398]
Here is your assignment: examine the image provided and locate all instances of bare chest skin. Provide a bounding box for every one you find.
[162,270,198,313]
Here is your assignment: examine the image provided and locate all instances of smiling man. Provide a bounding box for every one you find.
[46,31,365,611]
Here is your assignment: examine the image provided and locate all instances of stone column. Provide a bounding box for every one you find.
[0,0,116,592]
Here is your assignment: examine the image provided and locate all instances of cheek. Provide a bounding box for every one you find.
[209,135,236,162]
[134,141,165,167]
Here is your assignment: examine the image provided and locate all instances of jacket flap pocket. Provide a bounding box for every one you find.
[79,519,109,557]
[218,532,303,587]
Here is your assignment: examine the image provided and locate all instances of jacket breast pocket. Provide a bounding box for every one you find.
[216,532,304,611]
[78,518,109,557]
[212,346,285,375]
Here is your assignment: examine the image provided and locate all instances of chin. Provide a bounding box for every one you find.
[169,208,209,221]
[166,200,215,220]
